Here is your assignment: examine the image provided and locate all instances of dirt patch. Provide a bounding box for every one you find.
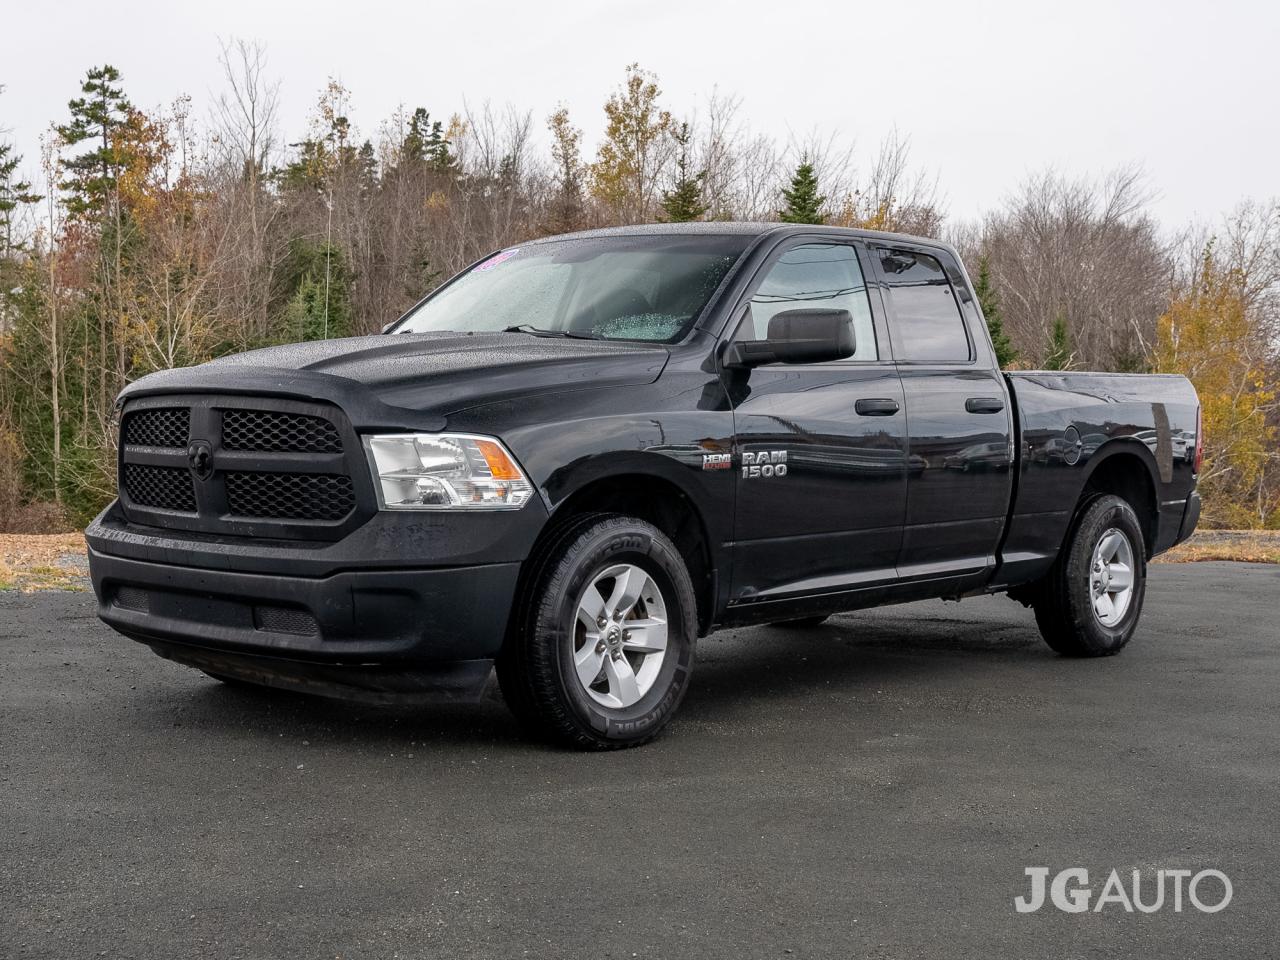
[1154,530,1280,564]
[0,533,89,591]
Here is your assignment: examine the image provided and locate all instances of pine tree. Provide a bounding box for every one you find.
[973,255,1016,367]
[779,160,825,224]
[56,65,132,219]
[660,122,706,223]
[2,82,42,257]
[0,139,40,258]
[1043,315,1072,370]
[404,107,455,174]
[277,238,353,342]
[56,65,134,418]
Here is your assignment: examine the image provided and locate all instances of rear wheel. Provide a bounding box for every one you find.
[497,514,697,750]
[1032,494,1147,657]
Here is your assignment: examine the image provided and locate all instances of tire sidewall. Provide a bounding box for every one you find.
[537,521,696,743]
[1067,496,1147,652]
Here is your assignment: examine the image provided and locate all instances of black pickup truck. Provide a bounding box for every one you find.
[87,224,1201,749]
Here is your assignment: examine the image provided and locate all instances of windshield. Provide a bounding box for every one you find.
[393,234,752,342]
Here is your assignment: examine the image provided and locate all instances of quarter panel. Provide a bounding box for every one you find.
[998,372,1199,586]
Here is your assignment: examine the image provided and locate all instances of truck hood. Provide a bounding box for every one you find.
[120,332,670,426]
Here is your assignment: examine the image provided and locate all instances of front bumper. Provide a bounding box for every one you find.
[87,511,528,703]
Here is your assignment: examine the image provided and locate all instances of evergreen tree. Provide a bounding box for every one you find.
[356,140,378,193]
[404,107,455,174]
[660,122,706,223]
[973,255,1016,367]
[1043,315,1073,370]
[276,239,353,342]
[0,139,39,259]
[55,65,132,218]
[779,159,825,224]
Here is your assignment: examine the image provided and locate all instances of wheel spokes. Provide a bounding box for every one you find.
[1098,531,1125,562]
[574,639,605,688]
[1094,591,1116,622]
[603,653,640,704]
[1107,562,1133,590]
[622,617,667,654]
[573,562,669,709]
[577,584,608,632]
[606,566,649,619]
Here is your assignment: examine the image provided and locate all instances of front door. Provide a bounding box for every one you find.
[725,239,907,604]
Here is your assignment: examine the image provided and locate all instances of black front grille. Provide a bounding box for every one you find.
[225,472,355,521]
[118,397,365,539]
[123,408,189,447]
[123,464,197,512]
[222,410,343,453]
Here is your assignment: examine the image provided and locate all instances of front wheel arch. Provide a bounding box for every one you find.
[534,470,719,636]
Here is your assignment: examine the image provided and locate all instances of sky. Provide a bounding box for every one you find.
[1,0,1275,230]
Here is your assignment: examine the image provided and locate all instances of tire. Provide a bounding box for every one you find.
[1032,494,1147,657]
[497,513,697,750]
[770,615,829,628]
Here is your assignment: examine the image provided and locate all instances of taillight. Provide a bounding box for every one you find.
[1193,406,1204,474]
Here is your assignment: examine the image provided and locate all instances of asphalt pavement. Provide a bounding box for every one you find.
[3,562,1278,959]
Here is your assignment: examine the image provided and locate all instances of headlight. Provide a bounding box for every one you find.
[363,433,534,510]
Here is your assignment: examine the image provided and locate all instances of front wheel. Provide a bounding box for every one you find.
[1032,494,1147,657]
[497,514,697,750]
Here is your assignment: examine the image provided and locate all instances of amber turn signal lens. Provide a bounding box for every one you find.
[475,439,524,480]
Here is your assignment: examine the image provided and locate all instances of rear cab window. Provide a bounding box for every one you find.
[877,248,972,363]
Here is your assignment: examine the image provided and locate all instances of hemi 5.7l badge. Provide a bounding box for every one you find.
[742,449,788,478]
[702,453,732,471]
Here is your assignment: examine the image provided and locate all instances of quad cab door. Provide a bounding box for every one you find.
[870,242,1014,590]
[722,238,907,607]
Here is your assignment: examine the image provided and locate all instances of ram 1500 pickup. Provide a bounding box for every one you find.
[87,224,1201,749]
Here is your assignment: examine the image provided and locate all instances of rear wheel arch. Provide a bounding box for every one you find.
[1079,443,1160,555]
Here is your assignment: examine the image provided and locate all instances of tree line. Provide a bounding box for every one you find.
[0,52,1276,530]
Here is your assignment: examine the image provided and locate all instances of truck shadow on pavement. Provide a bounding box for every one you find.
[142,606,1056,751]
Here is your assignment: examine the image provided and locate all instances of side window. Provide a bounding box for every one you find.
[878,249,971,362]
[734,242,877,361]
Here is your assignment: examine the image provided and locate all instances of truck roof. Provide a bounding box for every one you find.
[526,220,958,253]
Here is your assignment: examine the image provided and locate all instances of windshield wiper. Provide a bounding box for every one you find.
[501,324,601,341]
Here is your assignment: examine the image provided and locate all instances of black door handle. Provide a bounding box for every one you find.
[855,398,900,416]
[965,397,1005,414]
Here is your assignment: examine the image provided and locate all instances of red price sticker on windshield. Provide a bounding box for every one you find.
[476,248,520,271]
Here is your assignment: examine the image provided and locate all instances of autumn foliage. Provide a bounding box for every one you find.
[1155,245,1278,526]
[0,58,1278,530]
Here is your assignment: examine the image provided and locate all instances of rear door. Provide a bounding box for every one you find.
[870,243,1014,585]
[724,238,907,603]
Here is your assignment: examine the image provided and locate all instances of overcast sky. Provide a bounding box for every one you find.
[1,0,1275,230]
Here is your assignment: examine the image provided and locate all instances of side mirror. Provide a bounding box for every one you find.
[723,308,855,368]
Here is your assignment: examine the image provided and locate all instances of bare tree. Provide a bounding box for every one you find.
[208,38,282,345]
[979,167,1168,370]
